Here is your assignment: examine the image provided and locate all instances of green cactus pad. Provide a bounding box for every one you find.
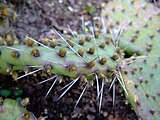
[0,32,119,79]
[122,56,160,120]
[0,98,37,120]
[0,0,159,119]
[101,0,160,119]
[101,0,160,56]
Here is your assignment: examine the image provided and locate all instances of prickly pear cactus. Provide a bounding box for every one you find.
[0,98,37,120]
[0,0,159,119]
[122,56,160,120]
[101,0,160,56]
[102,0,160,119]
[0,29,125,113]
[0,31,119,79]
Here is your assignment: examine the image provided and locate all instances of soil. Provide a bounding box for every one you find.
[0,0,138,120]
[0,74,137,120]
[11,0,105,40]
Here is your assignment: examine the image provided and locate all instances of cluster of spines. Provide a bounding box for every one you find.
[0,24,129,112]
[1,0,159,119]
[0,29,121,76]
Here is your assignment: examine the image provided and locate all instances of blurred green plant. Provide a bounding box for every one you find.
[0,98,37,120]
[85,6,96,15]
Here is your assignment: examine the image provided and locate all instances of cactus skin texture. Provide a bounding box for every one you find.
[0,0,159,119]
[0,29,124,115]
[0,98,37,120]
[123,57,160,120]
[0,32,119,79]
[102,0,160,119]
[102,0,160,56]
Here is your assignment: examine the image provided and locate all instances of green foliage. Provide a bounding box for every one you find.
[85,6,96,15]
[0,89,11,97]
[0,88,23,97]
[13,89,23,96]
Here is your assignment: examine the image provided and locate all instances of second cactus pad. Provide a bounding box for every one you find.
[101,0,160,56]
[123,56,160,120]
[102,0,160,119]
[0,98,37,120]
